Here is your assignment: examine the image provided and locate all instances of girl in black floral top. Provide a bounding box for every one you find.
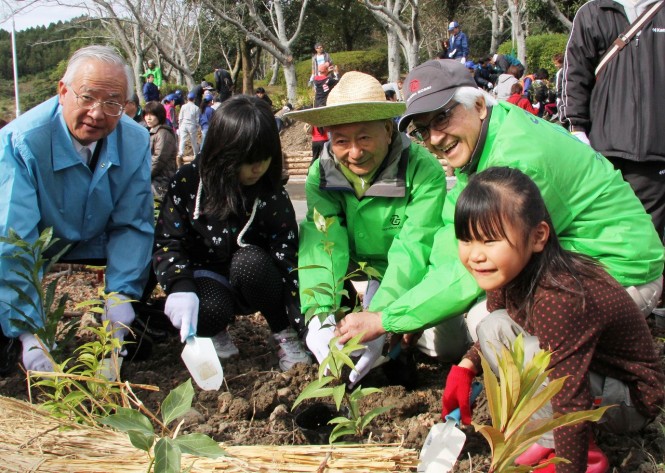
[153,95,311,371]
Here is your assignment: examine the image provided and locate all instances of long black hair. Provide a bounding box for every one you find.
[454,166,600,319]
[199,95,283,220]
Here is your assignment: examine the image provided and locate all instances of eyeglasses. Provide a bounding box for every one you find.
[408,102,460,141]
[71,90,125,117]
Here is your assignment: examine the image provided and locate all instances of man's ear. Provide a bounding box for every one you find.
[476,96,488,120]
[58,81,67,106]
[532,221,550,253]
[384,119,395,140]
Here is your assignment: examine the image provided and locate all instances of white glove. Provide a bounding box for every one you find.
[165,292,199,343]
[348,334,386,389]
[19,333,53,372]
[305,313,337,364]
[572,131,590,145]
[487,82,493,89]
[460,57,466,64]
[103,294,136,352]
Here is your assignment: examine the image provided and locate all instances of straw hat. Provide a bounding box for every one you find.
[285,71,405,127]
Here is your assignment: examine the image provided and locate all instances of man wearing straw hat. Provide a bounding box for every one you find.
[287,71,469,387]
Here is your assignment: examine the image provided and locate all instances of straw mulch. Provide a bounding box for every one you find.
[0,396,419,472]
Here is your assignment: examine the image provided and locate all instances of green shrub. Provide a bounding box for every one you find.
[498,34,568,76]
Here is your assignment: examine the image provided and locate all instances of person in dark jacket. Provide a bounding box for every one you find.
[446,21,469,61]
[213,66,233,102]
[142,74,160,102]
[153,95,311,371]
[560,0,665,241]
[313,62,339,107]
[143,101,177,202]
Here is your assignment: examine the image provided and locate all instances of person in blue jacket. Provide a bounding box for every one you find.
[446,21,469,62]
[0,45,154,375]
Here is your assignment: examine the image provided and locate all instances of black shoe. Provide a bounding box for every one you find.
[0,331,20,377]
[131,301,175,342]
[123,324,153,362]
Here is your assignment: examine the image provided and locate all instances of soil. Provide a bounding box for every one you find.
[1,126,664,471]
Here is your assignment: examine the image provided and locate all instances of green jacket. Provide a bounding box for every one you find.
[143,67,163,88]
[381,102,664,333]
[299,131,445,316]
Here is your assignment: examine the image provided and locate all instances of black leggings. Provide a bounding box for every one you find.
[195,245,290,336]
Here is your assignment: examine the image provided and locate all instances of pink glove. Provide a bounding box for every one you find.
[441,365,475,424]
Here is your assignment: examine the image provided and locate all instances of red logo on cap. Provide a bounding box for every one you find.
[409,80,420,93]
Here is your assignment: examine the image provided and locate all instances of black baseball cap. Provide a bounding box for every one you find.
[398,59,477,131]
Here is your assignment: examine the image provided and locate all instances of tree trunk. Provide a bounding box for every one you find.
[508,0,527,67]
[268,57,280,86]
[386,27,401,82]
[283,62,298,104]
[240,39,254,94]
[491,0,501,53]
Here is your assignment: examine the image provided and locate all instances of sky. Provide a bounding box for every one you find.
[0,1,88,32]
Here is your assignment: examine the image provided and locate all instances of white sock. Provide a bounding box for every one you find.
[19,333,53,372]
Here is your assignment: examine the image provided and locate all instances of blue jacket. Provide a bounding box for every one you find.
[0,96,155,337]
[143,81,159,102]
[447,31,469,59]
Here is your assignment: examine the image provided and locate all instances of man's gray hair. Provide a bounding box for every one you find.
[453,86,497,109]
[62,45,134,100]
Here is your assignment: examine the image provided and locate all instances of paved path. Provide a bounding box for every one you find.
[285,179,307,223]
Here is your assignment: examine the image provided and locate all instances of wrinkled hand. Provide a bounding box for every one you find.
[572,131,590,145]
[441,365,475,424]
[335,311,385,345]
[348,334,386,389]
[164,292,199,343]
[305,313,337,364]
[103,294,136,349]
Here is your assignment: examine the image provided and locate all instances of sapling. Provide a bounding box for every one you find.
[293,209,390,443]
[0,227,77,362]
[102,379,226,473]
[475,334,611,472]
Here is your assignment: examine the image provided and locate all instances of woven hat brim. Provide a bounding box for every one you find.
[285,102,406,127]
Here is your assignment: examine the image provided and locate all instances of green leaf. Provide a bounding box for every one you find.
[363,267,382,279]
[162,379,195,426]
[128,430,155,453]
[293,264,329,271]
[174,433,226,458]
[154,437,181,473]
[329,423,356,443]
[101,407,154,435]
[292,377,335,409]
[332,384,346,411]
[359,406,391,430]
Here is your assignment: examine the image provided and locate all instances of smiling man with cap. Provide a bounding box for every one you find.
[286,71,456,387]
[399,58,664,473]
[374,59,663,429]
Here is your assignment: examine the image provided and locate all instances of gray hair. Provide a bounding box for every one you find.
[62,45,134,100]
[453,86,497,109]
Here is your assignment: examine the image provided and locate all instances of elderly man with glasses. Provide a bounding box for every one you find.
[287,71,469,388]
[0,45,154,375]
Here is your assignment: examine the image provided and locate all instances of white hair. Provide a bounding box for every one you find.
[61,45,134,100]
[453,86,497,109]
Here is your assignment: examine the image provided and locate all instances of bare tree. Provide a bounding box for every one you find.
[201,0,310,104]
[85,0,213,93]
[507,0,527,67]
[359,0,422,78]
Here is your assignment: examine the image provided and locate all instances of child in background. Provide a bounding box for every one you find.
[199,92,214,149]
[177,92,200,167]
[162,94,178,132]
[153,95,311,371]
[507,83,538,115]
[442,167,664,473]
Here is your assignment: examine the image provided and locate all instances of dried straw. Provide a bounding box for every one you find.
[0,396,419,472]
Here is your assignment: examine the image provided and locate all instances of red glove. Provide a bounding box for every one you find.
[441,365,475,424]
